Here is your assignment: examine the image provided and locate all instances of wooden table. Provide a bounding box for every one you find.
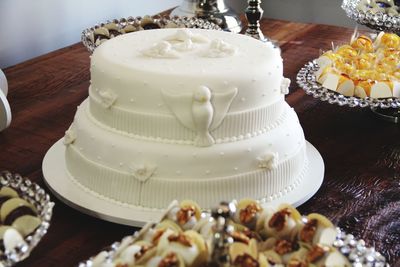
[2,17,400,266]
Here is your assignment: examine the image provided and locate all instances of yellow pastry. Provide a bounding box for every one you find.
[315,31,400,99]
[335,45,358,60]
[351,35,374,53]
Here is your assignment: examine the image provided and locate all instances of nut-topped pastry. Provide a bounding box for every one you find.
[315,31,400,99]
[229,238,259,267]
[166,200,202,231]
[156,229,208,267]
[261,204,302,241]
[88,200,357,267]
[146,251,186,267]
[114,240,157,266]
[233,199,264,231]
[298,214,337,246]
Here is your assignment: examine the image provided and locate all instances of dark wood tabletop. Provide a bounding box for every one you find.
[1,17,399,267]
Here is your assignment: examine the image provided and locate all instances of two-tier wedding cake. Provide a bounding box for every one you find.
[63,28,307,209]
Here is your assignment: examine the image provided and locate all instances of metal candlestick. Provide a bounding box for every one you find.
[245,0,268,42]
[171,0,242,33]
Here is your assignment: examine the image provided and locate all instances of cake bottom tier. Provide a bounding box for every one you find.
[64,100,308,209]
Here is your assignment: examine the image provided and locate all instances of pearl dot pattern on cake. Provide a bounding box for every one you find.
[64,28,309,209]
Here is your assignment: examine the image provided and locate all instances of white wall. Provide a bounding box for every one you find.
[0,0,358,68]
[0,0,181,68]
[229,0,357,28]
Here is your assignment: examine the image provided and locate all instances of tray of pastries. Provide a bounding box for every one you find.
[81,15,221,53]
[0,171,54,266]
[342,0,400,33]
[297,31,400,109]
[79,199,387,267]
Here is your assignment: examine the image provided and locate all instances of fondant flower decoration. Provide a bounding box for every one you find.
[166,29,209,44]
[141,41,180,59]
[203,39,238,58]
[99,89,117,108]
[257,152,279,170]
[280,77,291,95]
[130,163,157,182]
[174,39,194,52]
[63,126,77,146]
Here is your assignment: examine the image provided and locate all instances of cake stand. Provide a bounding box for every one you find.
[0,171,54,267]
[297,60,400,123]
[81,15,221,53]
[42,139,324,227]
[342,0,400,34]
[341,0,400,122]
[170,0,242,33]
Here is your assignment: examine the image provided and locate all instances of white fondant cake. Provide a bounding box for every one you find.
[64,28,307,209]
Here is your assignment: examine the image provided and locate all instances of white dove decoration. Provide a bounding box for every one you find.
[192,86,214,146]
[162,86,238,147]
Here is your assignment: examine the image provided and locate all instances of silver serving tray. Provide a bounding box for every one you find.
[0,171,54,267]
[342,0,400,33]
[79,200,389,267]
[81,15,222,53]
[297,60,400,109]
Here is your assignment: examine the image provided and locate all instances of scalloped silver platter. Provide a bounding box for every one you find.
[342,0,400,33]
[297,60,400,109]
[81,15,222,53]
[0,171,54,267]
[78,223,388,266]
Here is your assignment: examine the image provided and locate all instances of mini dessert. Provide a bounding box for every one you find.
[89,16,165,46]
[0,186,42,255]
[233,199,264,231]
[84,16,220,51]
[88,200,352,267]
[0,186,41,237]
[316,31,400,98]
[299,214,337,246]
[166,200,202,231]
[262,204,302,241]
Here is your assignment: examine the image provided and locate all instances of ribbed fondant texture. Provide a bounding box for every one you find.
[65,143,306,208]
[66,150,142,205]
[63,29,308,210]
[89,96,285,141]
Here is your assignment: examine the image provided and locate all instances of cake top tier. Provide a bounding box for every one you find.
[90,28,287,116]
[93,28,280,77]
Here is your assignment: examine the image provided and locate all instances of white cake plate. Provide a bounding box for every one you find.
[42,139,324,227]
